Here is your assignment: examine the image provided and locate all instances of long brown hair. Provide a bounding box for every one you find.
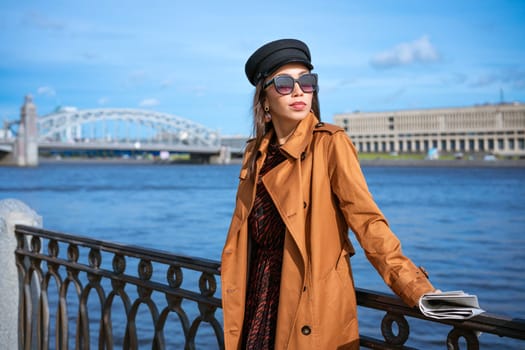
[248,76,321,174]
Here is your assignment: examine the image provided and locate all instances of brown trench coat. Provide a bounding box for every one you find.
[221,113,434,350]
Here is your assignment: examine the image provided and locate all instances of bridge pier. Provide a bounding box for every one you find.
[15,96,39,166]
[1,96,40,167]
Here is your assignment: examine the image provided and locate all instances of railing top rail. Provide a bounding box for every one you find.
[15,224,221,273]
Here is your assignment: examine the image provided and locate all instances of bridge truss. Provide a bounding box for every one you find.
[37,108,221,149]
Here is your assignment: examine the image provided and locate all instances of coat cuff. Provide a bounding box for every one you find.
[391,266,435,307]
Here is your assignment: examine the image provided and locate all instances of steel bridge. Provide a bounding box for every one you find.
[0,96,245,166]
[37,108,221,152]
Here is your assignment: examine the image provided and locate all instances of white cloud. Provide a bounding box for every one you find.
[37,86,56,96]
[139,98,159,107]
[370,36,440,69]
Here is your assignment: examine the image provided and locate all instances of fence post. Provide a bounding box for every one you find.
[0,199,42,349]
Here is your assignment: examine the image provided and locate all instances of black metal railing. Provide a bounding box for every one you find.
[356,289,525,349]
[15,225,525,349]
[15,225,223,350]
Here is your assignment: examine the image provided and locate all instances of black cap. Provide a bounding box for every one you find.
[245,38,313,86]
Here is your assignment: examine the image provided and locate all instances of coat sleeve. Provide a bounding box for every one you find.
[326,131,434,307]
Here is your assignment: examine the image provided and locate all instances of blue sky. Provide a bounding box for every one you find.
[1,1,524,136]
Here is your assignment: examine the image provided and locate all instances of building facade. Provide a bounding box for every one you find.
[333,103,525,157]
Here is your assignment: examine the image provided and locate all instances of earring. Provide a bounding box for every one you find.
[263,105,271,122]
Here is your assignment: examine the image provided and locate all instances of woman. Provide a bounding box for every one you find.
[221,38,436,350]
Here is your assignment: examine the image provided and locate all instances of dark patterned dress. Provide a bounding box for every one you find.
[242,141,287,350]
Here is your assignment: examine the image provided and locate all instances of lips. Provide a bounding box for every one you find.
[289,101,306,110]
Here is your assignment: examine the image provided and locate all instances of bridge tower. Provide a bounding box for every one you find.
[15,95,39,166]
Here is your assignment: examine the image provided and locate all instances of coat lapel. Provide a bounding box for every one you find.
[261,113,317,269]
[262,157,307,261]
[234,134,274,223]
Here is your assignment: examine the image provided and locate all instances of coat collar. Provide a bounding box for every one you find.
[257,112,318,159]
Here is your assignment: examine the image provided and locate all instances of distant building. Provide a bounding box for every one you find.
[333,103,525,157]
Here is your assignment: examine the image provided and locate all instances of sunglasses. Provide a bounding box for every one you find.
[263,73,318,95]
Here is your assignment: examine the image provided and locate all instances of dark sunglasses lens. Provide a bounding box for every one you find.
[274,76,294,94]
[298,74,317,93]
[272,74,317,94]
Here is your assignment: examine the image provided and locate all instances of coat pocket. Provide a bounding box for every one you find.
[335,248,353,289]
[318,249,357,331]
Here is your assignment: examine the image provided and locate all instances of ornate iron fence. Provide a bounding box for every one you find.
[15,224,525,349]
[15,225,222,350]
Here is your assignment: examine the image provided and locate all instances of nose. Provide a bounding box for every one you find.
[291,81,304,96]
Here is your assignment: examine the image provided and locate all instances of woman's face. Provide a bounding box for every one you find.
[264,63,314,125]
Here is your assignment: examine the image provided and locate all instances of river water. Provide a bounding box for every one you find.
[2,162,524,349]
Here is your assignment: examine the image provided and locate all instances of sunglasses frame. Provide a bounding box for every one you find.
[263,73,318,95]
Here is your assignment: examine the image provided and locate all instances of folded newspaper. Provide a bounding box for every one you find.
[419,291,485,320]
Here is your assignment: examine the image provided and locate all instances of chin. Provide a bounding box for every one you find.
[292,110,310,120]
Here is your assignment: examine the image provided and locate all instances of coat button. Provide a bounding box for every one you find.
[303,202,307,208]
[301,325,311,335]
[300,152,306,160]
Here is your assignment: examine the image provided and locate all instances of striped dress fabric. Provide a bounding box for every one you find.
[242,141,287,350]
